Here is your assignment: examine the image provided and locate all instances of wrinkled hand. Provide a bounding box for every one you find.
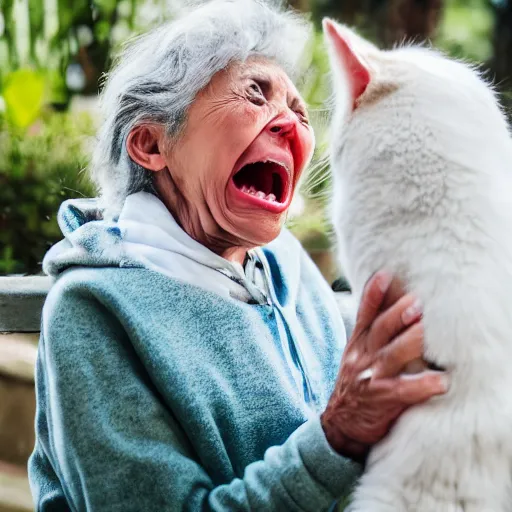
[321,271,448,462]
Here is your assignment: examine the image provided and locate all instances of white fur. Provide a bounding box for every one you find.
[326,24,512,512]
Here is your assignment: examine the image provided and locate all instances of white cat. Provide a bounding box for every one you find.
[324,18,512,512]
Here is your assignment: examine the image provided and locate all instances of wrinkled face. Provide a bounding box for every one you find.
[162,57,314,248]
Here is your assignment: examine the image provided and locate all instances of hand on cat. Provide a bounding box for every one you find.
[321,271,448,463]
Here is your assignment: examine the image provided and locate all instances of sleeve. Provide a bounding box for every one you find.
[32,283,361,512]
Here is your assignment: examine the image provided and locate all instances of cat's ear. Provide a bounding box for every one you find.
[323,19,372,107]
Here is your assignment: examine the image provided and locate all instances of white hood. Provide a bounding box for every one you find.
[117,192,268,303]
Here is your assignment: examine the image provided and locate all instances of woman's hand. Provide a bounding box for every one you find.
[321,271,448,462]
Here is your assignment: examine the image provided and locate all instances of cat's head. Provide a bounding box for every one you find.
[322,19,509,170]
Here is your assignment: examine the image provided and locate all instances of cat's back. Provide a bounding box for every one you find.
[325,22,512,512]
[332,46,512,304]
[341,96,512,512]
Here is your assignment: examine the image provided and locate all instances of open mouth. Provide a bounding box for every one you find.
[232,160,290,207]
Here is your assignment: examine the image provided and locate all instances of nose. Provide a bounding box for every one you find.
[266,113,297,138]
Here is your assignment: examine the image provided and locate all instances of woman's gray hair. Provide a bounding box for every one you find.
[91,0,311,214]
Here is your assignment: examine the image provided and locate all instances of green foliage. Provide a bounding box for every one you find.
[298,31,332,199]
[0,112,95,275]
[300,31,331,110]
[287,196,332,251]
[0,0,152,106]
[437,0,494,63]
[3,69,46,128]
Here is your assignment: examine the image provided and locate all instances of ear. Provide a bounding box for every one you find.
[126,124,166,171]
[323,18,372,107]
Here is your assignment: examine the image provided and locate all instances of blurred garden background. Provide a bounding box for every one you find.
[0,0,509,279]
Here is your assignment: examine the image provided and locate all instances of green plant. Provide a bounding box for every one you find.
[298,30,332,201]
[0,111,95,275]
[0,0,172,108]
[437,0,493,63]
[2,69,46,129]
[287,197,332,251]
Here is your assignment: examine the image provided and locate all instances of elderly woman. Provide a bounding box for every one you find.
[28,1,446,510]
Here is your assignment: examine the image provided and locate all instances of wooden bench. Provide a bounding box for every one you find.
[0,277,52,512]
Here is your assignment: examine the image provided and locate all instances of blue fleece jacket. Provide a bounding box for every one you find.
[28,193,361,511]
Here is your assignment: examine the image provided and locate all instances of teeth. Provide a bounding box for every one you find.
[239,186,279,203]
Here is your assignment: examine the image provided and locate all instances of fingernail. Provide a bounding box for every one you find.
[356,367,374,381]
[402,299,423,324]
[376,271,393,293]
